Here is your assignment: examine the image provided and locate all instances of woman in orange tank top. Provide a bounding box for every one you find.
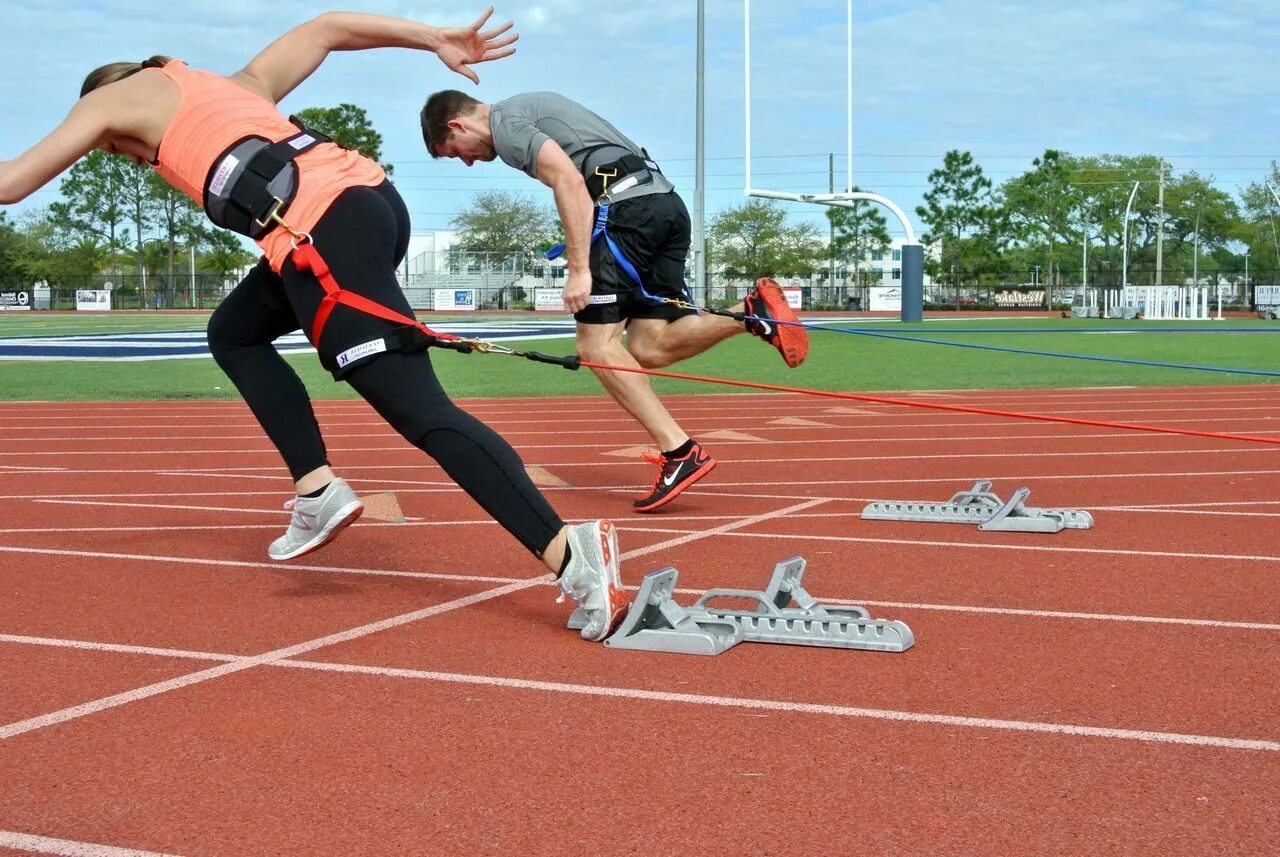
[0,10,630,642]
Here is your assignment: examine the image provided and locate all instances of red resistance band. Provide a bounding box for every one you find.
[578,360,1280,447]
[291,243,462,349]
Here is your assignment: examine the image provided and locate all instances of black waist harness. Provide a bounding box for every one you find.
[584,152,662,201]
[202,117,331,239]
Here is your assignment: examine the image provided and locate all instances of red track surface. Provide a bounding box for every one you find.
[1,386,1279,855]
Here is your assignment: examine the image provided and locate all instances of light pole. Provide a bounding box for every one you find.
[1193,195,1204,287]
[1121,180,1140,290]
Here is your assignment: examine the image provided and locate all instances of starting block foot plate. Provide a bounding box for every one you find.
[565,557,912,655]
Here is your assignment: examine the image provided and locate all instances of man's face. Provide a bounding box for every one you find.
[435,120,497,167]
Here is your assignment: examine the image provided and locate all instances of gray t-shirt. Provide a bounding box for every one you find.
[489,92,674,203]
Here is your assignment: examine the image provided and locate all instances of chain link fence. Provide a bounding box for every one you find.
[6,260,1276,313]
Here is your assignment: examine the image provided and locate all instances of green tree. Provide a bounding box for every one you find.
[0,212,25,287]
[294,104,393,174]
[196,227,256,277]
[708,200,822,280]
[46,150,136,262]
[451,190,556,269]
[915,150,999,285]
[1002,149,1079,289]
[145,171,205,305]
[1239,161,1280,273]
[825,188,890,287]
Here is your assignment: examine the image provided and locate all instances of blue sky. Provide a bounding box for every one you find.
[3,0,1278,239]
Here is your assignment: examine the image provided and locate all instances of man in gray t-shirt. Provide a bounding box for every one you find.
[421,89,808,513]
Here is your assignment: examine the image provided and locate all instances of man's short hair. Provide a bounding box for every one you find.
[420,90,483,157]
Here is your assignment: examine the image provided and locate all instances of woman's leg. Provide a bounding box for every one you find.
[207,259,330,486]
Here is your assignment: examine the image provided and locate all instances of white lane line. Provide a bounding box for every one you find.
[281,660,1280,753]
[4,634,1276,753]
[609,526,1280,565]
[620,499,829,559]
[33,499,292,515]
[11,428,1280,447]
[0,830,182,856]
[0,500,801,740]
[820,600,1280,632]
[0,634,233,662]
[0,579,542,740]
[5,446,1278,462]
[0,545,514,584]
[1097,507,1280,518]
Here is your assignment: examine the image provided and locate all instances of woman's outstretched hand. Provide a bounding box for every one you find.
[435,7,518,84]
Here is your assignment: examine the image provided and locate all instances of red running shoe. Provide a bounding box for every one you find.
[744,277,810,367]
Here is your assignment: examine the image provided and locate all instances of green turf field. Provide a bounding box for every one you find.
[0,313,1277,401]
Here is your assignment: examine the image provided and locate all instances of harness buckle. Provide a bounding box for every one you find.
[593,166,619,193]
[255,196,290,229]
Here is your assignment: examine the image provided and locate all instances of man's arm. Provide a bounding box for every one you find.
[534,138,595,313]
[237,9,517,103]
[0,91,116,204]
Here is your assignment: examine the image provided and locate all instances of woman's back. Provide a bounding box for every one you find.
[147,61,385,270]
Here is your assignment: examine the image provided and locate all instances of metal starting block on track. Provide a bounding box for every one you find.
[567,557,914,656]
[861,480,1094,534]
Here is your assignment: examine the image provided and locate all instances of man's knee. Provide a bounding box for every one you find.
[627,339,669,369]
[575,324,626,363]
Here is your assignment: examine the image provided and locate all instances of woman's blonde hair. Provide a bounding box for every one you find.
[80,56,173,98]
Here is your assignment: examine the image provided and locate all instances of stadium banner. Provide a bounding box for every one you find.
[869,286,902,311]
[994,289,1045,307]
[75,290,111,311]
[433,289,476,311]
[1254,285,1280,308]
[0,290,32,311]
[534,288,565,311]
[782,287,803,309]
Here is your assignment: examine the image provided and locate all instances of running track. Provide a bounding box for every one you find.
[1,386,1278,855]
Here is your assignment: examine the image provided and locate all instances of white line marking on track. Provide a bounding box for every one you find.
[620,499,829,559]
[0,502,801,739]
[0,579,543,740]
[0,830,182,856]
[0,545,514,583]
[3,633,1276,753]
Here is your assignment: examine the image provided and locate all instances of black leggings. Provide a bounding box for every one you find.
[206,182,564,556]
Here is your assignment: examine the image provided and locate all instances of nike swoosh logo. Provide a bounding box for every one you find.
[662,461,686,487]
[756,320,773,336]
[293,512,317,532]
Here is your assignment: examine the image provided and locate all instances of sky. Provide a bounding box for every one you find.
[2,0,1278,241]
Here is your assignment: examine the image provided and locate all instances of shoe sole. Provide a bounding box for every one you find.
[269,501,364,562]
[632,458,718,513]
[755,277,810,368]
[587,520,629,642]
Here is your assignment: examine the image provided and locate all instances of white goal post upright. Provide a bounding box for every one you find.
[743,0,923,321]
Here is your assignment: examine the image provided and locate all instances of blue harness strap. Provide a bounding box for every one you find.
[546,204,692,306]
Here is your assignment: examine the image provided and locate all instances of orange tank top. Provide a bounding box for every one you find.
[150,60,386,272]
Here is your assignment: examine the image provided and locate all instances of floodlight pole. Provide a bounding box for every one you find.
[1121,181,1140,290]
[693,0,707,305]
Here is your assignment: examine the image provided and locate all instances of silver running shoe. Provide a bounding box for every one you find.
[558,520,629,642]
[268,478,364,561]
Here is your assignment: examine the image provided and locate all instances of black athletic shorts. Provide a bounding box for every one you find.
[575,191,697,325]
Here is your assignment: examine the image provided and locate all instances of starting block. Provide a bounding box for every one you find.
[861,480,1094,534]
[567,557,913,656]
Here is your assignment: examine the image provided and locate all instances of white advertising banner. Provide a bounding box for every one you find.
[869,286,902,311]
[782,287,803,309]
[75,290,111,311]
[1255,285,1280,307]
[533,288,564,311]
[433,289,476,311]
